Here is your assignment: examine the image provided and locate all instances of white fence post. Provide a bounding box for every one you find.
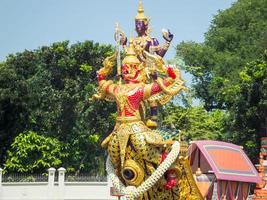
[48,167,56,187]
[48,167,56,200]
[58,167,66,200]
[58,167,65,187]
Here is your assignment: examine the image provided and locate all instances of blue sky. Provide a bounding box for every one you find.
[0,0,236,62]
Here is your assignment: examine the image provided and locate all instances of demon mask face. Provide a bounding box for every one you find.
[122,63,145,83]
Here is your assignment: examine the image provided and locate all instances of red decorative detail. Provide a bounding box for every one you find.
[161,151,168,163]
[122,64,128,74]
[105,84,111,95]
[167,66,176,79]
[150,79,172,96]
[115,86,144,117]
[151,82,161,96]
[161,151,177,190]
[164,169,177,190]
[97,73,105,81]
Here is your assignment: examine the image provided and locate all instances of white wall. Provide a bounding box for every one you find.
[0,182,116,200]
[0,168,117,200]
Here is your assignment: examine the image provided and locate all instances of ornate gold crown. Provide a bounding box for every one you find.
[122,38,140,65]
[135,0,148,22]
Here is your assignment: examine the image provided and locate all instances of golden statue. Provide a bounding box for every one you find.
[93,36,202,199]
[93,1,203,199]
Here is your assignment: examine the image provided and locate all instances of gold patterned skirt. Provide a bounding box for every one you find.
[102,120,203,200]
[102,120,179,199]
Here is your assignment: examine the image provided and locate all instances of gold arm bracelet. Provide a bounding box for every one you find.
[92,80,113,100]
[163,41,170,50]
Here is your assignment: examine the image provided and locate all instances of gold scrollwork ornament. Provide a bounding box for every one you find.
[121,159,145,186]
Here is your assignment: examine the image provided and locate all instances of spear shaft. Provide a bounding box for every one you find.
[115,23,122,84]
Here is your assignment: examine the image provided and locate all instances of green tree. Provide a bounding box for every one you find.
[162,102,228,142]
[176,0,267,110]
[4,131,64,173]
[0,41,116,173]
[225,53,267,161]
[176,0,267,160]
[0,61,31,164]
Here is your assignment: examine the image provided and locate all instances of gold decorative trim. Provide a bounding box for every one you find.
[116,116,141,123]
[180,156,204,199]
[143,84,151,99]
[163,41,170,50]
[98,52,117,76]
[122,159,145,186]
[156,77,181,95]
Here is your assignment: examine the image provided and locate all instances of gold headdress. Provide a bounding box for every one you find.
[135,0,148,22]
[122,38,146,83]
[122,38,140,65]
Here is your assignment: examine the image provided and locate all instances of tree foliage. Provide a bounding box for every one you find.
[162,103,228,142]
[177,0,267,110]
[4,131,64,173]
[226,53,267,161]
[176,0,267,160]
[0,41,116,173]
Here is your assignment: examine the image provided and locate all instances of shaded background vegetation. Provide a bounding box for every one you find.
[0,41,116,174]
[176,0,267,161]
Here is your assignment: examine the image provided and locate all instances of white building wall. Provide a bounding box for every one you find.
[0,182,116,200]
[0,168,117,200]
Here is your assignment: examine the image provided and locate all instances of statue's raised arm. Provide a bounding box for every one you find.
[133,0,173,61]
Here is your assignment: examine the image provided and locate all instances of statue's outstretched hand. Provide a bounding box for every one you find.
[120,34,127,46]
[98,51,117,77]
[162,29,174,42]
[114,28,127,46]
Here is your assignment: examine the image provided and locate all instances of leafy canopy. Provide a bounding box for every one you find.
[4,131,64,173]
[0,40,116,174]
[176,0,267,160]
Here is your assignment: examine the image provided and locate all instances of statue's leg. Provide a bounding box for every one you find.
[107,134,121,170]
[130,133,174,199]
[130,132,162,165]
[146,101,158,128]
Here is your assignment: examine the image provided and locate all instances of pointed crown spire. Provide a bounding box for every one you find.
[122,38,140,65]
[135,0,148,21]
